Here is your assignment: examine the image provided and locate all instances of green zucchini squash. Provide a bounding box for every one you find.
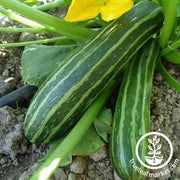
[110,40,160,180]
[24,1,163,144]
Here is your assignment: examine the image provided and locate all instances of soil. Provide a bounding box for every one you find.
[0,5,180,180]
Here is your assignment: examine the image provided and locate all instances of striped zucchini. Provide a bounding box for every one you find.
[110,40,160,180]
[24,1,163,144]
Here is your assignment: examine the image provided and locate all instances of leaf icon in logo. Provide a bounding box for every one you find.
[157,144,162,150]
[148,145,153,151]
[153,135,157,141]
[145,134,163,166]
[156,138,160,144]
[148,151,154,155]
[155,151,161,155]
[136,132,173,169]
[148,138,152,144]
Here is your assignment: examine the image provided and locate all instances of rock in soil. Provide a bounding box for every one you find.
[70,157,87,174]
[90,146,108,162]
[0,106,26,160]
[18,163,39,180]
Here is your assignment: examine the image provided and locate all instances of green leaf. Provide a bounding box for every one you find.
[40,138,72,167]
[21,44,78,87]
[72,125,105,156]
[94,108,112,142]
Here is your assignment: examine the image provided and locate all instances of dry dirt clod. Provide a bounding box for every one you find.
[19,163,39,180]
[0,106,27,161]
[70,157,87,174]
[90,146,108,162]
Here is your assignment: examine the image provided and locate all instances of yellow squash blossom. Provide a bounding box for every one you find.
[64,0,134,22]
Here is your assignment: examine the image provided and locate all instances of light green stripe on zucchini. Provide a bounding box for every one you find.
[110,40,160,180]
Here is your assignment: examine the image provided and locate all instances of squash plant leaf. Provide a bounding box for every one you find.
[21,44,78,87]
[94,108,112,142]
[72,125,105,156]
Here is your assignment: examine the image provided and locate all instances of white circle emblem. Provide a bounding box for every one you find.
[135,132,173,170]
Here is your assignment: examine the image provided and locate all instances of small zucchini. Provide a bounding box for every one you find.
[110,39,160,180]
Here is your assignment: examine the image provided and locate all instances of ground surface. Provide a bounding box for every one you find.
[0,5,180,180]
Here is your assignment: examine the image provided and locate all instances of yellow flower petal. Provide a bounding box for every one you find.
[64,0,101,22]
[100,0,134,21]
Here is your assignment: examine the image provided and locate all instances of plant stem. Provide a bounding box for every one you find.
[0,6,45,29]
[30,79,118,180]
[0,0,94,42]
[159,0,178,48]
[157,60,180,92]
[164,50,180,64]
[36,0,65,11]
[0,27,48,33]
[161,39,180,55]
[0,37,68,48]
